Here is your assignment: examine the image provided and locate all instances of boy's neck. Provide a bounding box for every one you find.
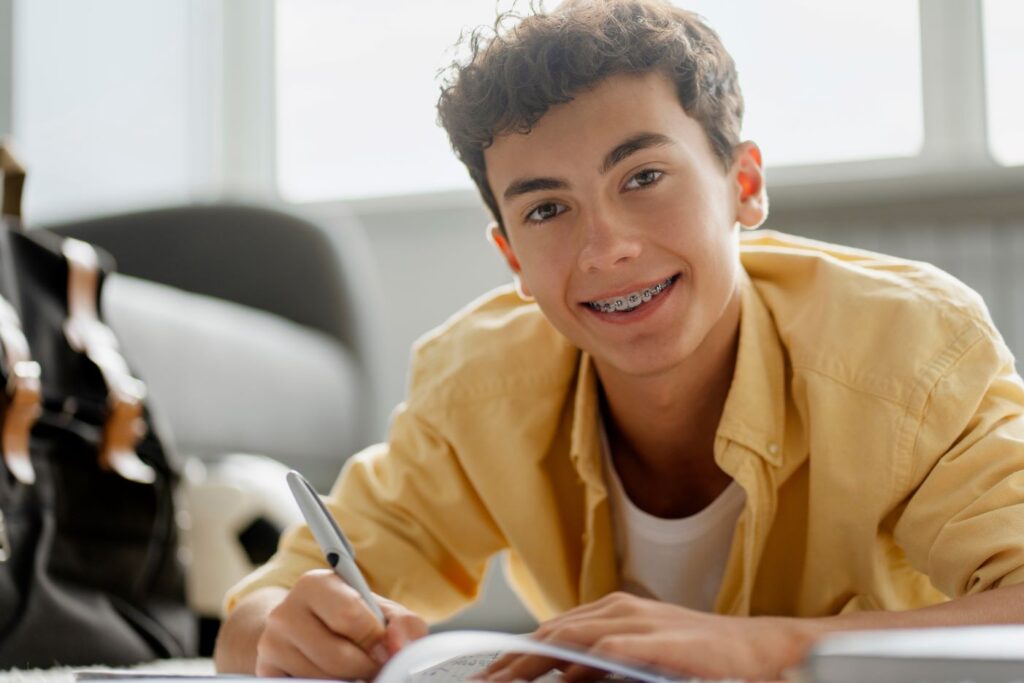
[593,282,742,513]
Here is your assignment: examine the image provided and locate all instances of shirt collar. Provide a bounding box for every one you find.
[569,351,604,488]
[569,271,788,474]
[716,271,787,467]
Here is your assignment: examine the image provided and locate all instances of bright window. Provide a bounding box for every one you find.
[276,0,924,201]
[275,0,498,202]
[983,0,1024,166]
[13,0,200,222]
[682,0,923,168]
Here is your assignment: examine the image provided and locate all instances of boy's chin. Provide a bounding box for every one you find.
[589,343,691,380]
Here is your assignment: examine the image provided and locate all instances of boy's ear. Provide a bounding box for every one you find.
[486,222,532,299]
[732,141,768,230]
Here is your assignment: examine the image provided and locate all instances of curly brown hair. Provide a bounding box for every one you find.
[437,0,744,232]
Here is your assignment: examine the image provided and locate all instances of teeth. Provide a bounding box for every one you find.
[588,276,674,314]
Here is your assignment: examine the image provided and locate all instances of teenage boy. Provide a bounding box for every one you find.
[215,1,1024,680]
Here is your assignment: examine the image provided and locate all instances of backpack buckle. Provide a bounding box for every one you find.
[1,294,40,485]
[62,238,155,484]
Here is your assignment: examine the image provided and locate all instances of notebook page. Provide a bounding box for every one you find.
[378,631,685,683]
[410,651,562,683]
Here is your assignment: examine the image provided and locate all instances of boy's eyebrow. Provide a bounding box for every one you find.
[501,132,673,202]
[600,132,674,174]
[503,176,569,201]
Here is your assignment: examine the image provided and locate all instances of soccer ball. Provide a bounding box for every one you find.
[181,453,303,617]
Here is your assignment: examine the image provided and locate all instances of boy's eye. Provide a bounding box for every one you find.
[624,169,663,190]
[526,202,567,223]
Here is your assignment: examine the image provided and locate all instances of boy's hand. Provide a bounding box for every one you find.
[254,569,428,679]
[483,592,818,683]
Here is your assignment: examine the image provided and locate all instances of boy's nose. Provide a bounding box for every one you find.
[576,213,642,272]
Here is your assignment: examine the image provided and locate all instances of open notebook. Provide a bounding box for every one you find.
[379,631,685,683]
[74,630,696,683]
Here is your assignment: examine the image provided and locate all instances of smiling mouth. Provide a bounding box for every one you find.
[585,274,679,314]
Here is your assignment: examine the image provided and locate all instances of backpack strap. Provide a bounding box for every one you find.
[0,293,40,485]
[62,238,155,484]
[0,141,26,222]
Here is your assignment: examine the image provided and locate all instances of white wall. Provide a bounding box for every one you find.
[351,202,509,433]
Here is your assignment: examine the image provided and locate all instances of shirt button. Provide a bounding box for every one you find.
[767,442,780,456]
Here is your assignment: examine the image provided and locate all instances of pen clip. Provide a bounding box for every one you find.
[286,470,356,559]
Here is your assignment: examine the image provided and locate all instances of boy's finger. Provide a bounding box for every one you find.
[256,640,334,680]
[299,636,381,680]
[382,610,429,655]
[560,663,611,683]
[307,580,389,652]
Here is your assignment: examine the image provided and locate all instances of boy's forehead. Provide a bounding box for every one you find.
[498,72,677,140]
[484,72,710,186]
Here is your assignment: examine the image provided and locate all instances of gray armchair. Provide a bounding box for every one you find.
[46,202,384,489]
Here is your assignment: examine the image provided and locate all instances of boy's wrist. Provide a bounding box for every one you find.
[802,604,929,643]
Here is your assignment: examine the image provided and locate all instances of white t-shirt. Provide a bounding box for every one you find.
[600,423,746,612]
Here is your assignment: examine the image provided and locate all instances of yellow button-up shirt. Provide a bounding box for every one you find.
[226,231,1024,622]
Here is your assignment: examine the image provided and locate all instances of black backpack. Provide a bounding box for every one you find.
[0,143,195,667]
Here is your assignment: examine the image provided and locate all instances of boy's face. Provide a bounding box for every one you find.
[484,71,765,378]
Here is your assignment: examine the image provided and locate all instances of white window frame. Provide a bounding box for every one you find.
[220,0,277,198]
